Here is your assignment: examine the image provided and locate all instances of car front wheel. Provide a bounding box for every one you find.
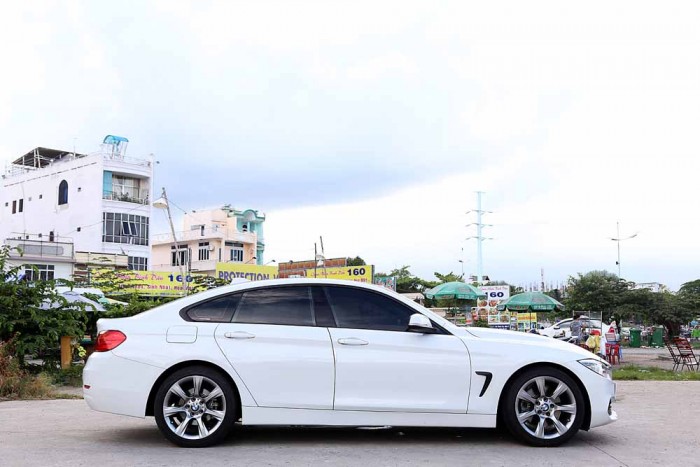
[502,367,585,447]
[154,366,237,447]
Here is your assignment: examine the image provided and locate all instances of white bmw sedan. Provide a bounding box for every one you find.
[83,279,617,448]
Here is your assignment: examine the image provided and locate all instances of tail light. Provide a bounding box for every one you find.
[94,330,127,352]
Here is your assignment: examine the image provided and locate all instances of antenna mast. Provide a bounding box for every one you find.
[466,191,492,285]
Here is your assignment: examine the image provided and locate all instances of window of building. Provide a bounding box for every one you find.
[325,286,414,332]
[230,248,243,262]
[128,256,148,271]
[112,175,141,202]
[121,221,138,236]
[198,242,210,261]
[58,180,68,205]
[171,244,189,266]
[18,199,23,213]
[12,200,16,214]
[185,294,241,322]
[24,264,55,281]
[225,241,244,262]
[233,287,314,326]
[191,224,206,236]
[102,212,149,245]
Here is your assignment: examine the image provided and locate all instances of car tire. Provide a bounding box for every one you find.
[501,366,585,447]
[154,366,237,448]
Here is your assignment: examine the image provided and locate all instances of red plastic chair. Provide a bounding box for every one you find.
[605,332,621,364]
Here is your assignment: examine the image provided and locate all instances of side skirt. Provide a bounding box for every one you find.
[241,407,496,428]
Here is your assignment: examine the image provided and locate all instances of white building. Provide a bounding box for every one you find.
[151,206,265,276]
[0,136,153,281]
[633,282,666,293]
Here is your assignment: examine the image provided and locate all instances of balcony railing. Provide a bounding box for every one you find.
[5,238,75,260]
[102,152,152,167]
[103,189,150,205]
[152,228,256,245]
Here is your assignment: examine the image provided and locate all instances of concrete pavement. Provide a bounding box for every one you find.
[1,381,698,466]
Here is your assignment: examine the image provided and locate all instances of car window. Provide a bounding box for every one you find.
[325,286,413,332]
[185,294,241,322]
[558,321,572,329]
[311,286,336,327]
[233,287,314,326]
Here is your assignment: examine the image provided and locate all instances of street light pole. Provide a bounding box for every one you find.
[153,187,188,295]
[610,221,638,279]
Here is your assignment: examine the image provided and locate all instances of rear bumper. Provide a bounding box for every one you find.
[83,351,163,418]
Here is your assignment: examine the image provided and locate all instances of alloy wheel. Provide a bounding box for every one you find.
[514,376,577,440]
[162,375,227,440]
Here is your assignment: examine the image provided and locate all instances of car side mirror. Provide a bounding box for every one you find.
[554,326,560,330]
[408,313,436,334]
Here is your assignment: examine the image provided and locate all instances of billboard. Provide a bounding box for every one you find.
[374,276,397,291]
[474,285,511,328]
[305,266,374,283]
[90,269,197,297]
[215,263,279,282]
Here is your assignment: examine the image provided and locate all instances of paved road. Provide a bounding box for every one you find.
[1,381,698,467]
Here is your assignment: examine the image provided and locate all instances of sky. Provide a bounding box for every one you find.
[1,1,699,290]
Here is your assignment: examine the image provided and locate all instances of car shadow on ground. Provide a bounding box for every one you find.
[102,424,609,449]
[227,426,507,446]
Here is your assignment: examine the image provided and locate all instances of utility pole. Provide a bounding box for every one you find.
[153,188,188,295]
[466,191,492,285]
[610,222,638,279]
[540,267,545,292]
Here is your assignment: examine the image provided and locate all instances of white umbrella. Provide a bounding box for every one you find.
[40,291,105,312]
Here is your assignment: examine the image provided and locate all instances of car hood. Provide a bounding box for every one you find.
[463,326,595,359]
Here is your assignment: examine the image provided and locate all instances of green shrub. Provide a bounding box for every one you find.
[0,338,52,399]
[50,364,84,387]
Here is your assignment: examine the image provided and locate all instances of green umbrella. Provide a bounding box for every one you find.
[425,282,486,300]
[496,292,564,312]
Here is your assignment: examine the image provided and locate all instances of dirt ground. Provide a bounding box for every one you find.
[615,346,676,370]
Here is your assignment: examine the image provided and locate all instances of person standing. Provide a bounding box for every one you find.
[571,313,583,344]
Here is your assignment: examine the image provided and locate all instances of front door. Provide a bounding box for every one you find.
[325,286,471,413]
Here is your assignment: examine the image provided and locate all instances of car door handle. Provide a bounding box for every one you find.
[337,338,368,346]
[224,331,255,339]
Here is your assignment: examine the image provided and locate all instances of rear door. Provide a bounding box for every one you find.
[214,286,335,409]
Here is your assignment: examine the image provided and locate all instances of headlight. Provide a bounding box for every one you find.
[578,358,612,379]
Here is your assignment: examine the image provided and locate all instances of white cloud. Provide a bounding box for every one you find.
[2,0,699,289]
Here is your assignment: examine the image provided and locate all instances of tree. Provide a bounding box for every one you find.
[0,246,88,366]
[644,291,694,337]
[678,279,700,311]
[564,270,630,322]
[346,256,366,266]
[433,271,463,284]
[384,266,422,293]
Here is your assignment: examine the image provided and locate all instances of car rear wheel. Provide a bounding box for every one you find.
[502,367,585,447]
[154,366,237,447]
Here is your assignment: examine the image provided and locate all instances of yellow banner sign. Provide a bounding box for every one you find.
[304,266,373,283]
[91,269,196,297]
[517,312,538,323]
[215,263,279,282]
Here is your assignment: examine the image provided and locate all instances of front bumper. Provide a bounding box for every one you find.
[565,361,618,429]
[83,351,163,418]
